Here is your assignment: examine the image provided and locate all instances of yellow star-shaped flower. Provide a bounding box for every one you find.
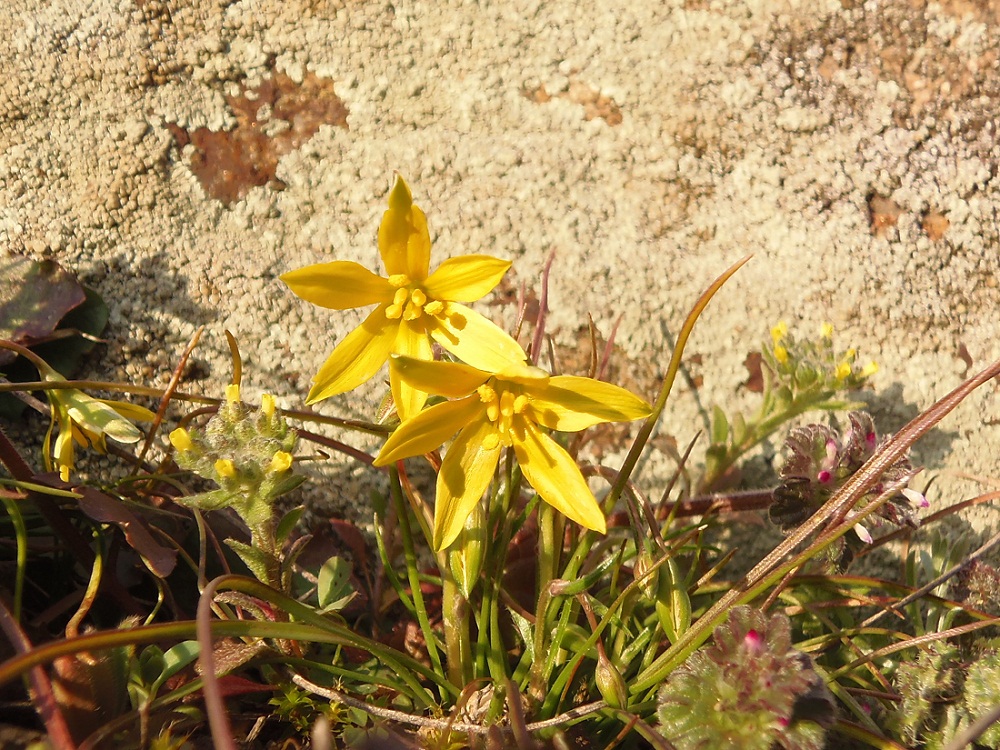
[281,175,525,419]
[374,355,651,550]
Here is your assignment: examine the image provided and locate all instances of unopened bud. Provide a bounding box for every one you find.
[595,653,628,710]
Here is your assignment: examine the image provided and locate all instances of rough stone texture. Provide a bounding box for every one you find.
[1,0,998,543]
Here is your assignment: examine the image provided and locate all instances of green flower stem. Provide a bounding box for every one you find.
[527,583,555,705]
[481,454,521,717]
[701,389,852,492]
[537,503,558,613]
[606,256,751,520]
[441,574,472,688]
[0,498,27,621]
[389,467,448,692]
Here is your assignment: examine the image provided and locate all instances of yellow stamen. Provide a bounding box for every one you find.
[388,274,411,288]
[410,288,427,306]
[424,300,445,316]
[499,390,515,417]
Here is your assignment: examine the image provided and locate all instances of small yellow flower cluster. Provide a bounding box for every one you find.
[768,320,878,390]
[168,385,300,523]
[282,176,652,550]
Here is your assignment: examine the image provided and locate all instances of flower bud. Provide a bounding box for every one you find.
[595,652,628,710]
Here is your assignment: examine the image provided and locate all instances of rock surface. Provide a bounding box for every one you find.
[2,0,998,539]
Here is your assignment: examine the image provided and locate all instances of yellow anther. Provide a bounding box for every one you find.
[225,383,241,403]
[215,458,237,479]
[403,302,421,321]
[477,384,497,404]
[774,345,789,364]
[169,427,193,452]
[513,394,529,413]
[410,288,427,306]
[424,300,445,316]
[499,390,515,417]
[486,402,500,422]
[385,304,403,319]
[820,322,834,338]
[261,393,276,418]
[393,288,409,305]
[268,451,293,473]
[388,274,411,288]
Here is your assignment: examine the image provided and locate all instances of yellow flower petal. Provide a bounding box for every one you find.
[281,261,394,310]
[391,320,435,420]
[528,376,651,432]
[424,255,512,302]
[495,361,550,385]
[54,421,75,481]
[170,427,193,452]
[434,419,504,550]
[513,422,606,534]
[103,399,157,423]
[429,302,526,371]
[307,306,397,404]
[269,451,293,473]
[378,176,431,281]
[389,355,489,399]
[215,458,237,478]
[374,396,483,466]
[64,391,144,444]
